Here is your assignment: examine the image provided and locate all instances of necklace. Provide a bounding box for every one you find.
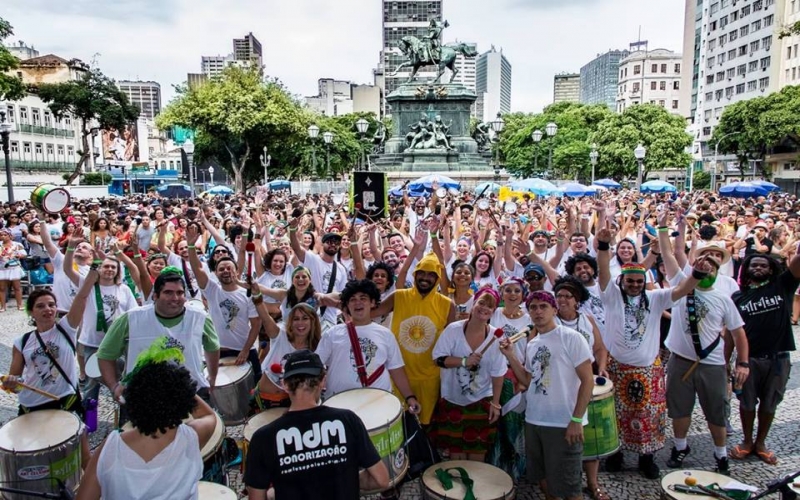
[504,307,523,319]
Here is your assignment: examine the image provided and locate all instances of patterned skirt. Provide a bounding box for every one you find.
[607,357,667,455]
[431,397,497,454]
[486,374,526,481]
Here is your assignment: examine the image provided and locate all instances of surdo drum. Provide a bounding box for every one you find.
[205,358,254,426]
[30,184,70,214]
[421,460,515,500]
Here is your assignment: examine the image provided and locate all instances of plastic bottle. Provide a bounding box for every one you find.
[84,398,98,433]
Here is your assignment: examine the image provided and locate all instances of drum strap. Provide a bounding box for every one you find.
[345,321,385,387]
[32,328,80,396]
[181,258,197,298]
[94,283,109,333]
[434,467,476,500]
[682,292,721,382]
[319,259,337,318]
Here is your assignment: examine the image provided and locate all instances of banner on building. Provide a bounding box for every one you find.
[102,123,140,162]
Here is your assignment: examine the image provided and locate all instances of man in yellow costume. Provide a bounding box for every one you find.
[372,253,456,424]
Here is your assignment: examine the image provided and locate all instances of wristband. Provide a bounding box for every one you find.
[461,357,467,367]
[252,292,263,299]
[66,247,76,253]
[114,250,122,255]
[288,227,298,233]
[429,232,438,238]
[737,361,750,368]
[570,416,583,424]
[657,227,670,233]
[133,254,142,259]
[188,245,196,250]
[490,402,502,410]
[93,259,103,265]
[692,269,709,280]
[597,241,610,251]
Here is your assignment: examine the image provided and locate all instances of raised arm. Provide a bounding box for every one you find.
[595,222,613,292]
[112,240,140,287]
[63,235,84,286]
[656,209,681,280]
[287,217,307,263]
[37,213,60,259]
[157,221,171,256]
[186,225,209,290]
[67,266,98,329]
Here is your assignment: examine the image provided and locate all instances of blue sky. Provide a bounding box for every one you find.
[5,0,685,112]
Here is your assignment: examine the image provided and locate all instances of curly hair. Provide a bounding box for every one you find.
[124,362,197,437]
[263,248,288,275]
[340,279,381,314]
[366,261,396,291]
[553,275,590,304]
[564,253,598,279]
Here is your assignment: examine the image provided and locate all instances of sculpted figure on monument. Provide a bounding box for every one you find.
[433,115,454,151]
[473,122,491,152]
[391,20,478,84]
[372,124,386,154]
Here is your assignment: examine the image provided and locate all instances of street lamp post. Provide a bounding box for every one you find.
[0,107,13,202]
[490,113,505,180]
[259,146,271,185]
[545,122,558,173]
[323,131,334,181]
[208,166,215,187]
[355,118,369,171]
[589,143,599,184]
[532,129,543,173]
[308,124,320,173]
[634,143,647,190]
[183,138,196,197]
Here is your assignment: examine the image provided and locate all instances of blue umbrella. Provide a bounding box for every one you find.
[408,174,461,193]
[389,184,426,198]
[558,182,594,197]
[750,180,779,192]
[639,180,677,193]
[267,179,291,191]
[719,182,771,198]
[203,185,234,196]
[474,182,501,195]
[510,178,560,196]
[593,178,621,189]
[156,183,192,198]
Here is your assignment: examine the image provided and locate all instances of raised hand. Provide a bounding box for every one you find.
[657,207,669,228]
[186,224,200,246]
[596,226,613,244]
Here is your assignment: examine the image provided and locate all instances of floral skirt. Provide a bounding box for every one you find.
[607,357,667,455]
[431,397,497,454]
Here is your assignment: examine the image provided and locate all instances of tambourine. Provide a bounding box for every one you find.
[504,202,518,215]
[477,199,490,211]
[435,187,447,198]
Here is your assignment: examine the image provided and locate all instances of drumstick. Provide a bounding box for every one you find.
[1,376,59,400]
[508,325,534,344]
[219,360,240,367]
[478,329,505,356]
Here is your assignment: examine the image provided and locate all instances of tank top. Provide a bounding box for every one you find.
[97,424,202,500]
[391,288,451,380]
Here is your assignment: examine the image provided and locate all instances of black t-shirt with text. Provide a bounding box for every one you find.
[244,405,380,500]
[733,271,799,357]
[743,236,773,256]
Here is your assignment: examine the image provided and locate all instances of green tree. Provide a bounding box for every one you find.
[692,170,711,190]
[157,68,306,192]
[0,18,25,102]
[591,104,692,181]
[38,69,140,185]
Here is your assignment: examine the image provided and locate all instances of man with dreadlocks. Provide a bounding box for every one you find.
[729,248,800,465]
[596,218,701,479]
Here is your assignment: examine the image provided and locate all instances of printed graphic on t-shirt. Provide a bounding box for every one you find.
[530,346,552,395]
[163,337,185,353]
[587,294,605,323]
[398,316,436,353]
[350,337,378,376]
[623,299,646,350]
[737,294,784,315]
[102,294,120,324]
[685,296,710,332]
[272,280,287,290]
[456,366,479,396]
[501,323,519,339]
[31,342,60,386]
[275,420,349,474]
[219,298,241,330]
[322,270,332,289]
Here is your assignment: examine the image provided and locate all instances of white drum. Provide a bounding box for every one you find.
[421,460,515,500]
[205,358,254,425]
[84,353,101,379]
[198,481,237,499]
[242,408,287,473]
[0,410,84,500]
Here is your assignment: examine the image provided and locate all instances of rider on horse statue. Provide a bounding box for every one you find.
[393,19,478,84]
[423,19,450,63]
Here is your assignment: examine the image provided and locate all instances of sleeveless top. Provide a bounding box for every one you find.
[97,424,202,500]
[391,288,451,381]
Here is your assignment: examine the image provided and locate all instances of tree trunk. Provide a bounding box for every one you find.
[65,129,90,185]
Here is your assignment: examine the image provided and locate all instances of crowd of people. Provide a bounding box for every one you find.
[0,181,797,500]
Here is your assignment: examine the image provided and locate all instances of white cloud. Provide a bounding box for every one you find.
[4,0,685,113]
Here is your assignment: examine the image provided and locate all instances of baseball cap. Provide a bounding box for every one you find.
[283,350,325,379]
[524,263,545,277]
[322,232,343,244]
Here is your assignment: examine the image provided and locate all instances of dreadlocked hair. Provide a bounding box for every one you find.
[739,254,782,289]
[616,274,650,312]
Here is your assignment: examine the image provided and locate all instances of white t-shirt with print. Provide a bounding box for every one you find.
[14,318,79,408]
[524,325,593,428]
[490,309,532,362]
[315,322,404,398]
[78,280,138,348]
[432,320,508,406]
[581,283,606,339]
[201,279,258,351]
[260,327,304,391]
[302,251,347,325]
[52,252,89,313]
[257,267,294,304]
[599,283,673,367]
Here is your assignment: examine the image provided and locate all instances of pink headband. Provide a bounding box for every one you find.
[474,287,500,306]
[525,291,557,309]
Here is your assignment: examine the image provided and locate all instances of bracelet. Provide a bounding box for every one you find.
[490,402,502,410]
[737,361,750,368]
[650,251,661,256]
[597,241,610,251]
[93,259,102,265]
[188,245,196,249]
[429,232,438,238]
[405,395,417,402]
[133,254,142,259]
[114,250,121,255]
[657,227,670,233]
[66,247,76,253]
[288,227,298,233]
[557,238,564,243]
[692,269,709,280]
[252,292,263,299]
[461,357,467,367]
[570,416,583,424]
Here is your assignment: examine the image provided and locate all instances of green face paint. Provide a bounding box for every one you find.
[698,274,717,288]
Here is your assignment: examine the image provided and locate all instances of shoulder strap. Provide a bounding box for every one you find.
[345,322,385,387]
[319,259,338,317]
[21,323,75,365]
[32,329,78,394]
[686,291,721,360]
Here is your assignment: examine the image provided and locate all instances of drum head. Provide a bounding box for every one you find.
[244,408,287,442]
[197,481,238,499]
[422,461,514,500]
[324,388,402,430]
[593,377,614,397]
[42,188,70,214]
[85,353,101,379]
[209,359,251,386]
[477,199,490,211]
[661,470,733,500]
[0,410,81,452]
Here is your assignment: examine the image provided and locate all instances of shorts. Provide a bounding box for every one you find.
[525,424,582,498]
[667,355,727,427]
[737,355,791,414]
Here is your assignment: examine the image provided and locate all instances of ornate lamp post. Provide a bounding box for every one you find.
[208,166,215,186]
[0,106,13,202]
[183,138,195,197]
[323,131,334,181]
[355,118,369,171]
[532,129,543,172]
[308,124,320,173]
[490,113,505,181]
[545,122,558,173]
[634,143,646,189]
[259,146,271,185]
[589,143,599,184]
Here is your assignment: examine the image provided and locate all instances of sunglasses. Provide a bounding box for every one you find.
[213,249,229,254]
[525,274,545,281]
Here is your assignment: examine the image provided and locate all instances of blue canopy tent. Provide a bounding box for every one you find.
[408,174,461,193]
[156,183,193,198]
[719,182,771,198]
[509,178,560,196]
[558,183,594,197]
[593,178,621,189]
[474,182,501,195]
[202,185,234,196]
[267,179,291,191]
[750,180,779,192]
[639,180,677,194]
[389,184,426,198]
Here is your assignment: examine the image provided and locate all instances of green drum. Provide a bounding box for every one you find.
[324,388,408,494]
[30,184,70,214]
[583,377,619,459]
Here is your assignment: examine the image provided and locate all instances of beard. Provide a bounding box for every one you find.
[324,246,339,257]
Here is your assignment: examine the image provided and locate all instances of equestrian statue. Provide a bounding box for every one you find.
[392,19,479,84]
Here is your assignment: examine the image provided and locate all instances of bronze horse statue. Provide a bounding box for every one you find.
[392,36,479,84]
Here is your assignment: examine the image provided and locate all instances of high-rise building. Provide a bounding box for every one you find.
[451,42,478,117]
[233,32,263,66]
[579,50,630,109]
[615,48,683,114]
[118,81,162,120]
[680,0,780,162]
[305,78,381,117]
[201,55,228,79]
[379,0,444,109]
[476,46,512,122]
[553,73,580,103]
[199,32,264,80]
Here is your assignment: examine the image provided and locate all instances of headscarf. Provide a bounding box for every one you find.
[620,263,647,275]
[525,290,557,309]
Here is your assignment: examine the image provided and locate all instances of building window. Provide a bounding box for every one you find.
[742,5,751,16]
[661,63,667,73]
[715,89,724,100]
[169,161,175,169]
[750,41,760,53]
[732,10,739,21]
[736,83,746,94]
[659,100,665,107]
[32,109,41,126]
[730,30,738,42]
[710,1,720,14]
[651,81,657,90]
[726,86,734,98]
[10,141,18,154]
[709,39,717,50]
[633,82,641,92]
[708,59,715,69]
[716,71,725,81]
[752,19,762,31]
[23,142,31,154]
[715,107,723,118]
[160,161,166,168]
[64,115,72,126]
[660,81,666,90]
[703,127,712,136]
[718,54,726,64]
[759,77,770,89]
[728,49,736,59]
[727,68,736,78]
[43,112,52,128]
[761,56,771,69]
[5,105,13,123]
[738,64,747,76]
[753,0,763,10]
[705,92,714,101]
[19,107,28,124]
[749,60,758,71]
[707,75,715,84]
[764,14,773,27]
[35,143,43,156]
[672,100,679,109]
[57,145,64,156]
[675,63,681,73]
[747,79,758,91]
[705,110,713,120]
[762,35,772,51]
[634,65,641,75]
[788,46,793,60]
[67,146,74,157]
[674,81,681,90]
[739,45,748,56]
[720,15,729,28]
[740,25,750,37]
[651,63,658,72]
[711,20,718,31]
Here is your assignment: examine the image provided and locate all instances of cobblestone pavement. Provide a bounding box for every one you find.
[1,305,798,499]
